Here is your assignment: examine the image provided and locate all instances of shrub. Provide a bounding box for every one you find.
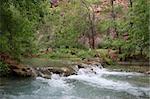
[0,61,10,76]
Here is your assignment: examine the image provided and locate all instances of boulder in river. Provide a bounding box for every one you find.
[0,53,37,77]
[36,66,76,77]
[12,66,37,77]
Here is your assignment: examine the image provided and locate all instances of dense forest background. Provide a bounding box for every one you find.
[0,0,149,64]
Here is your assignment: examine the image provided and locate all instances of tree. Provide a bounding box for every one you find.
[51,0,98,49]
[128,0,149,56]
[81,0,96,49]
[0,0,51,59]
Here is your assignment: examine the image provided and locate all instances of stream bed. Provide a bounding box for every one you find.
[0,65,150,99]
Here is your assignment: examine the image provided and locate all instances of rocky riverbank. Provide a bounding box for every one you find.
[0,52,149,78]
[2,60,103,79]
[0,53,103,78]
[11,58,150,78]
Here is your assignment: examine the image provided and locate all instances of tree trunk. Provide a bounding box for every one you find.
[90,12,96,49]
[129,0,133,7]
[129,0,133,27]
[111,0,118,37]
[111,0,115,20]
[82,0,96,49]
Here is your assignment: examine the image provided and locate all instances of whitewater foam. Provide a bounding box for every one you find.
[66,66,150,97]
[36,65,149,97]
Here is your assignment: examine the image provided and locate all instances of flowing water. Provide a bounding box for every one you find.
[0,65,150,99]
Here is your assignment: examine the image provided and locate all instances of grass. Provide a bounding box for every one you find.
[22,58,73,67]
[0,61,10,76]
[22,48,149,73]
[23,48,149,73]
[38,48,114,65]
[39,48,95,59]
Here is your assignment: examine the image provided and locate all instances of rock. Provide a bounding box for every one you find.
[77,64,85,69]
[145,71,150,75]
[0,52,37,77]
[38,67,52,75]
[73,61,103,75]
[39,72,51,79]
[77,61,102,69]
[12,66,37,77]
[60,67,74,76]
[35,66,76,78]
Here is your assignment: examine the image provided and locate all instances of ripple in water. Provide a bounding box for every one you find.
[0,65,149,99]
[67,67,150,98]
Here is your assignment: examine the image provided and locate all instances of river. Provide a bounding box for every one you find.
[0,65,149,99]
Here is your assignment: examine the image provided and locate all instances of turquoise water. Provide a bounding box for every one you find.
[0,67,150,99]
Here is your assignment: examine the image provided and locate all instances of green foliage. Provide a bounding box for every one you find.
[111,39,125,49]
[119,0,150,58]
[103,0,149,60]
[99,38,112,49]
[40,48,77,59]
[0,61,10,76]
[128,0,149,54]
[76,50,95,59]
[0,0,51,59]
[96,49,113,64]
[51,0,90,48]
[0,0,149,63]
[98,19,112,33]
[40,48,96,59]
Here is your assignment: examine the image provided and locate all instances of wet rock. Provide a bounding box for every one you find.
[0,53,37,77]
[60,67,75,76]
[76,61,102,69]
[77,64,85,69]
[37,67,52,75]
[12,66,37,77]
[145,71,150,75]
[38,72,51,79]
[35,66,76,78]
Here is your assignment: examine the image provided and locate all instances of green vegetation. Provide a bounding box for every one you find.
[0,0,149,74]
[0,0,51,58]
[40,48,95,59]
[0,61,10,76]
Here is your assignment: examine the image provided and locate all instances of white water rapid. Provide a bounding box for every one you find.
[35,64,150,99]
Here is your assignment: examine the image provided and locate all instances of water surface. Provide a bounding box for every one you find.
[0,67,149,99]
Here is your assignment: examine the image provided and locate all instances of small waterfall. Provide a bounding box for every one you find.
[36,63,150,98]
[66,64,149,97]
